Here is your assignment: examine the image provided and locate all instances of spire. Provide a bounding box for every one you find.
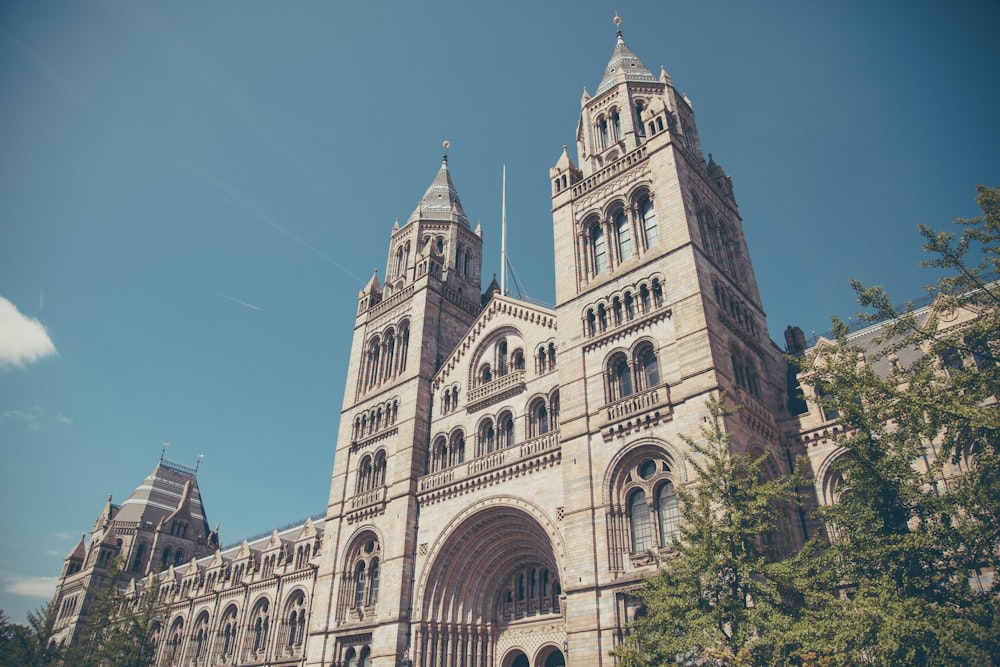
[407,145,470,226]
[596,15,657,96]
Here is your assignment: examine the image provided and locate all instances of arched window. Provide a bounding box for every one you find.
[167,618,183,661]
[529,398,549,438]
[497,340,508,376]
[598,304,608,332]
[611,109,621,141]
[609,353,632,401]
[368,559,380,606]
[132,542,146,573]
[356,455,372,494]
[636,344,660,390]
[479,419,496,455]
[652,278,664,308]
[613,296,623,326]
[599,117,609,148]
[372,450,386,488]
[161,547,172,570]
[592,223,607,274]
[629,490,653,552]
[548,343,556,369]
[615,209,632,262]
[624,292,635,320]
[430,436,447,473]
[249,600,270,655]
[498,411,515,448]
[639,196,657,249]
[657,482,680,545]
[341,536,381,620]
[732,349,761,399]
[398,323,410,373]
[220,607,237,658]
[353,562,366,609]
[479,363,492,385]
[512,348,525,371]
[639,284,651,313]
[449,431,465,466]
[586,309,596,336]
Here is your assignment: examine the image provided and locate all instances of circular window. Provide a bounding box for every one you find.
[638,460,657,480]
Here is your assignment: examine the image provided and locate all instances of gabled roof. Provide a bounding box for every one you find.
[408,158,469,227]
[433,294,557,386]
[596,28,657,96]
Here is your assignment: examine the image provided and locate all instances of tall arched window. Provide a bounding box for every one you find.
[497,340,508,376]
[449,431,465,466]
[592,223,608,274]
[430,436,447,473]
[353,562,366,609]
[356,456,372,494]
[657,482,680,545]
[639,196,657,248]
[372,450,386,488]
[615,209,632,262]
[479,419,496,455]
[629,490,653,552]
[368,559,380,606]
[250,600,270,655]
[611,109,622,141]
[499,411,515,447]
[637,344,660,390]
[609,353,632,401]
[529,399,549,437]
[219,607,237,659]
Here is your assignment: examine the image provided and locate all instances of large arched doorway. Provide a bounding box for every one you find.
[414,504,566,666]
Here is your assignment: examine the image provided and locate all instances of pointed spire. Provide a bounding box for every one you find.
[65,534,87,562]
[596,15,657,96]
[392,218,399,232]
[581,86,591,107]
[407,147,470,226]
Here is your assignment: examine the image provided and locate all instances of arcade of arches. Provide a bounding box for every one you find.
[414,506,564,667]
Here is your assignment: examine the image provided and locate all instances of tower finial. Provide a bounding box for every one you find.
[442,139,450,163]
[613,13,623,39]
[160,441,170,463]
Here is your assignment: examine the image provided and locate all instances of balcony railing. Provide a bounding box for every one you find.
[571,144,648,198]
[419,431,560,495]
[600,384,671,439]
[465,370,526,411]
[347,486,386,514]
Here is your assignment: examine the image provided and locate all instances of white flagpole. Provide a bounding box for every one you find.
[501,165,507,296]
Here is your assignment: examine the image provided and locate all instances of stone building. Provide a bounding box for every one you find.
[48,23,875,667]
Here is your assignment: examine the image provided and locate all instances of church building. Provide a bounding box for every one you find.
[50,21,830,667]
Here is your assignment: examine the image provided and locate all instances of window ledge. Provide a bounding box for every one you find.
[600,384,671,441]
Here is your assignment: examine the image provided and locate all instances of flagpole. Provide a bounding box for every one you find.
[501,165,507,296]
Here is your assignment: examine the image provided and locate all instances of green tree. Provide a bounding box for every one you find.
[65,558,164,667]
[790,185,1000,665]
[614,394,804,667]
[0,604,64,667]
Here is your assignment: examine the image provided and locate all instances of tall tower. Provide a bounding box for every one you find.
[550,19,793,659]
[308,151,484,666]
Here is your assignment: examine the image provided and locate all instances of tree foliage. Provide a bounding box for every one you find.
[616,186,1000,666]
[790,185,1000,664]
[64,558,163,667]
[0,604,64,667]
[614,394,804,666]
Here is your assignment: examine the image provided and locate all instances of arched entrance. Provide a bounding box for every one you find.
[414,504,566,666]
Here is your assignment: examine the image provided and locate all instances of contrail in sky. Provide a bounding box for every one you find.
[210,290,262,312]
[0,23,104,119]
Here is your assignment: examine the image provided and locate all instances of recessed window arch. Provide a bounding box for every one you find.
[634,341,660,390]
[591,221,608,274]
[219,605,238,659]
[528,397,549,438]
[340,534,381,621]
[478,417,496,455]
[498,410,515,448]
[284,590,307,650]
[638,194,657,249]
[607,351,633,402]
[610,453,683,562]
[356,454,373,494]
[614,207,632,262]
[248,598,271,656]
[448,429,466,467]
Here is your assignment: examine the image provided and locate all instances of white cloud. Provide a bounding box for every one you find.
[1,407,43,430]
[3,575,58,599]
[56,413,73,424]
[0,295,57,368]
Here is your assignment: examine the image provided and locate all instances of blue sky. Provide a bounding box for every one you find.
[1,1,997,622]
